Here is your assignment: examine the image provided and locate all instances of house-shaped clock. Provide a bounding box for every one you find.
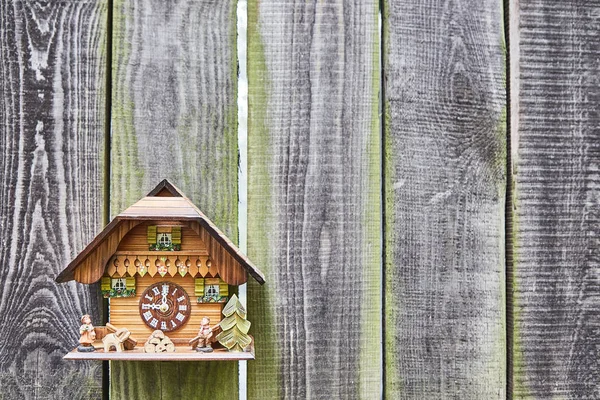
[56,179,264,361]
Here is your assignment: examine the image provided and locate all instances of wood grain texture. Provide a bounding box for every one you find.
[111,0,238,237]
[109,0,239,398]
[116,224,207,253]
[383,0,506,398]
[511,1,600,398]
[74,220,140,283]
[108,275,223,341]
[247,1,381,398]
[0,0,106,398]
[190,221,248,285]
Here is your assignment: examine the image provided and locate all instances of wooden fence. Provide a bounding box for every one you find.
[0,0,598,398]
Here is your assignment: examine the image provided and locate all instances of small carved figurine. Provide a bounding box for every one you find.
[103,328,131,352]
[190,317,213,353]
[77,314,96,352]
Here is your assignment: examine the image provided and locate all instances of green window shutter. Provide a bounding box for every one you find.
[171,226,181,244]
[125,277,136,290]
[195,278,205,297]
[205,278,220,286]
[219,279,229,297]
[101,276,110,291]
[147,225,157,244]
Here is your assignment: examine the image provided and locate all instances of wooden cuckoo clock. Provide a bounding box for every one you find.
[56,179,265,361]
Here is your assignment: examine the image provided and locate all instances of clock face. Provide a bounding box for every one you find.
[139,281,191,332]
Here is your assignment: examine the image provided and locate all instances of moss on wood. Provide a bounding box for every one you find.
[110,0,143,215]
[359,3,384,396]
[246,1,281,398]
[109,0,240,398]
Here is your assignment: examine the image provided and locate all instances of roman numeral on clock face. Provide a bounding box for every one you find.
[171,320,177,328]
[161,321,167,330]
[177,295,185,302]
[150,318,158,328]
[179,305,187,311]
[152,287,160,296]
[175,313,185,322]
[145,294,153,301]
[143,311,152,321]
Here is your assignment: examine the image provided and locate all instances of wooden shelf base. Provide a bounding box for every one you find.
[64,344,254,361]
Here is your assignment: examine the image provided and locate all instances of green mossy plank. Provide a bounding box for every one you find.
[110,0,238,236]
[511,1,600,397]
[110,362,161,399]
[111,362,237,400]
[383,0,507,397]
[247,1,381,398]
[109,0,239,398]
[0,0,107,398]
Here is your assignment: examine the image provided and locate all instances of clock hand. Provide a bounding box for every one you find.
[145,302,169,312]
[158,295,169,313]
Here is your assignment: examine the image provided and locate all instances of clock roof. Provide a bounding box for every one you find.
[55,179,265,285]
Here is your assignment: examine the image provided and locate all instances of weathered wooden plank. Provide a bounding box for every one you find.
[109,0,239,398]
[111,0,238,238]
[247,1,381,398]
[0,0,106,398]
[511,1,600,398]
[383,0,506,398]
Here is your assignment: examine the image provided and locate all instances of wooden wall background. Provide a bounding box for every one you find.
[109,0,239,398]
[0,0,106,398]
[1,0,598,399]
[510,1,600,398]
[383,0,506,398]
[247,1,381,398]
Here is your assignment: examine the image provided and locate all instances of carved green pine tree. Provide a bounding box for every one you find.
[216,294,252,352]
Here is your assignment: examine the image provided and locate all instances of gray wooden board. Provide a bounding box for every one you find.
[511,1,600,398]
[247,1,382,398]
[109,0,239,398]
[0,0,106,398]
[111,0,238,239]
[383,0,506,398]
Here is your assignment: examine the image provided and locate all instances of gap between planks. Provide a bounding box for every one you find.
[237,1,249,400]
[103,0,115,397]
